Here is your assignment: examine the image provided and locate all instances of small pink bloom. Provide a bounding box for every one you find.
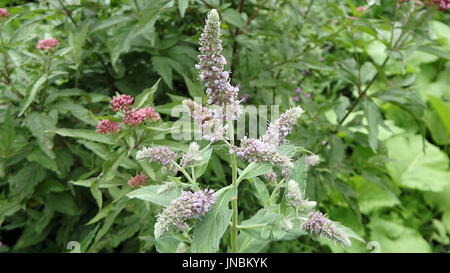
[123,107,160,125]
[128,173,148,187]
[295,87,303,94]
[356,6,366,12]
[110,94,134,112]
[140,107,160,121]
[36,38,60,51]
[292,96,300,102]
[0,8,10,17]
[96,120,120,134]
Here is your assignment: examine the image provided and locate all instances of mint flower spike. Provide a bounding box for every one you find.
[196,9,241,117]
[136,146,177,172]
[180,142,201,168]
[262,106,304,145]
[229,137,293,168]
[302,211,352,247]
[154,189,216,239]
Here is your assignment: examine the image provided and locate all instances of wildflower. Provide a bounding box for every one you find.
[292,96,300,102]
[96,120,120,134]
[356,6,366,12]
[261,106,304,145]
[302,211,351,247]
[295,87,303,94]
[123,107,160,125]
[36,38,59,51]
[306,155,320,167]
[230,137,293,168]
[110,94,134,112]
[0,8,10,17]
[281,168,291,178]
[286,180,303,207]
[128,173,148,187]
[154,189,216,239]
[197,9,241,112]
[264,171,278,183]
[180,142,201,167]
[241,94,249,102]
[183,99,228,142]
[136,146,177,166]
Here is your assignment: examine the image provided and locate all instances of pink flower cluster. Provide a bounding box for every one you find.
[127,173,148,187]
[96,119,120,134]
[109,94,160,126]
[111,94,134,112]
[0,8,9,17]
[36,38,60,51]
[123,107,160,125]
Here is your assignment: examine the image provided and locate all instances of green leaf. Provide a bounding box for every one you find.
[249,177,270,207]
[152,56,173,88]
[24,112,57,159]
[18,74,47,116]
[386,134,450,192]
[91,178,103,209]
[237,162,272,183]
[54,129,117,145]
[134,79,160,108]
[290,157,307,195]
[0,109,16,156]
[46,192,79,216]
[222,9,245,28]
[193,147,212,178]
[191,187,235,253]
[177,0,189,17]
[428,96,450,135]
[363,99,380,152]
[127,185,182,207]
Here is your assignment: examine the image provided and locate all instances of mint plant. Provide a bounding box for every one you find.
[124,9,362,253]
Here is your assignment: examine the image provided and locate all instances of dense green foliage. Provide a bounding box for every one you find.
[1,0,449,253]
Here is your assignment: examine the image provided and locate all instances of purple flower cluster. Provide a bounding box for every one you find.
[196,9,240,108]
[183,99,228,142]
[154,189,216,238]
[136,146,177,172]
[305,155,320,167]
[286,180,303,207]
[180,142,201,167]
[302,211,351,247]
[230,137,293,168]
[292,87,311,103]
[262,106,304,145]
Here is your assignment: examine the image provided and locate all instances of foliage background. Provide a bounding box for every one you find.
[0,0,449,253]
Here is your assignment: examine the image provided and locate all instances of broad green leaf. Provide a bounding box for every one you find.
[127,185,182,207]
[363,99,380,152]
[237,162,272,183]
[18,75,46,116]
[133,78,160,108]
[46,192,79,216]
[290,157,307,195]
[54,128,117,145]
[386,134,450,192]
[222,9,245,28]
[249,177,270,207]
[91,178,102,209]
[152,56,173,88]
[191,187,235,253]
[177,0,189,17]
[428,95,450,135]
[0,110,16,156]
[24,112,57,158]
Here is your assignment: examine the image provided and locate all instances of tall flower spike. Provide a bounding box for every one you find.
[286,180,303,207]
[154,189,216,239]
[262,106,304,145]
[196,10,241,110]
[230,137,293,168]
[136,146,177,172]
[183,99,228,142]
[180,142,201,167]
[302,211,351,247]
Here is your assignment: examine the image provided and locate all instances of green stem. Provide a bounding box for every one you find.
[172,161,196,186]
[229,120,239,253]
[236,223,266,230]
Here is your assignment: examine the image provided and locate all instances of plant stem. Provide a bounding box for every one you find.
[229,120,239,253]
[172,161,196,186]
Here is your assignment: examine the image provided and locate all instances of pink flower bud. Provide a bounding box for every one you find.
[36,38,60,51]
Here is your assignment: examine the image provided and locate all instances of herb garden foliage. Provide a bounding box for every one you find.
[0,0,450,253]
